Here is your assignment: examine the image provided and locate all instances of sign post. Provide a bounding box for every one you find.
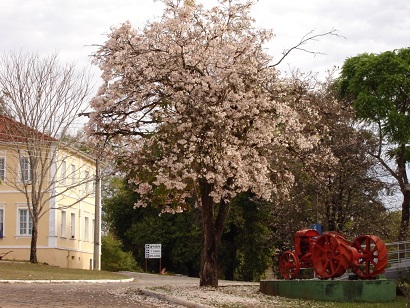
[145,244,162,273]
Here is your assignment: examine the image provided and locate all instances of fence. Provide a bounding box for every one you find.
[385,241,410,269]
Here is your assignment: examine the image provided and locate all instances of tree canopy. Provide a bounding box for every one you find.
[338,48,410,143]
[336,47,410,240]
[89,0,327,286]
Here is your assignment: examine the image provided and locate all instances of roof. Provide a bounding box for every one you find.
[0,114,58,143]
[0,114,96,164]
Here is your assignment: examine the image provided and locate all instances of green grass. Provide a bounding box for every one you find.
[307,297,408,308]
[254,293,409,308]
[256,297,409,308]
[273,291,409,308]
[0,261,129,280]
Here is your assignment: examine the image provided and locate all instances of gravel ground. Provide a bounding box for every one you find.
[140,284,296,307]
[0,272,329,307]
[119,272,319,308]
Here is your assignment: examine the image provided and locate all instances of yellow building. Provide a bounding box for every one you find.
[0,115,100,269]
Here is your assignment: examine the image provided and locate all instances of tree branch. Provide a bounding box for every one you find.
[270,28,345,68]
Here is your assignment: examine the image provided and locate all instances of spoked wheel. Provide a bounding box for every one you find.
[312,233,351,279]
[350,235,388,279]
[279,250,300,279]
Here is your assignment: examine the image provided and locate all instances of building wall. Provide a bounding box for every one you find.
[0,146,98,270]
[0,248,95,270]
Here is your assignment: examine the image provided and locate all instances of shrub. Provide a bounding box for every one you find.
[101,235,141,272]
[398,279,410,300]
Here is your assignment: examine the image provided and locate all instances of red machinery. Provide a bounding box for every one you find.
[279,229,388,280]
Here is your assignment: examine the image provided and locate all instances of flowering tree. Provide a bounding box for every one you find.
[89,0,322,287]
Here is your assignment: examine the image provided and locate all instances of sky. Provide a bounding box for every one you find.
[1,0,409,86]
[1,0,407,206]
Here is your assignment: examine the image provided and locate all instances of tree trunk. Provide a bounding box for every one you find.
[326,177,337,232]
[30,219,38,263]
[336,185,347,233]
[199,181,218,287]
[199,181,230,288]
[326,200,337,231]
[398,190,410,241]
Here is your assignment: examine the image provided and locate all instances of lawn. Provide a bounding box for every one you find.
[259,296,409,308]
[320,298,409,308]
[0,261,128,280]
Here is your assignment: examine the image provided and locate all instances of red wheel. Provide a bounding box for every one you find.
[350,235,388,279]
[279,250,300,279]
[312,233,351,279]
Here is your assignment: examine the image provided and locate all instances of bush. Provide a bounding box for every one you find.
[398,279,410,300]
[101,235,141,272]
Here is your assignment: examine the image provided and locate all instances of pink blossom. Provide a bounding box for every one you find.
[89,0,326,210]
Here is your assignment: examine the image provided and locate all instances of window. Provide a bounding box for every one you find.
[84,170,89,193]
[0,157,5,182]
[61,160,66,185]
[70,164,76,185]
[61,211,66,238]
[70,213,75,238]
[18,209,32,235]
[0,208,4,238]
[84,216,89,242]
[19,157,31,182]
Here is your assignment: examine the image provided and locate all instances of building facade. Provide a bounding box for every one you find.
[0,115,100,269]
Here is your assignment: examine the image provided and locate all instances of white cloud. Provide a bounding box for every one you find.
[0,0,409,80]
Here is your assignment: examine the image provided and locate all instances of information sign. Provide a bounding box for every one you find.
[145,244,162,259]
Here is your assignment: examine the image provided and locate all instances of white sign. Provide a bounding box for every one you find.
[145,244,162,259]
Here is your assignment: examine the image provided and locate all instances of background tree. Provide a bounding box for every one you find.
[220,192,273,281]
[285,71,390,233]
[89,0,326,287]
[268,72,394,277]
[309,73,390,237]
[104,177,273,280]
[103,177,202,275]
[0,51,93,263]
[336,48,410,240]
[0,97,10,115]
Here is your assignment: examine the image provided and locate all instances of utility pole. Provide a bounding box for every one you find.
[79,112,101,270]
[93,157,101,270]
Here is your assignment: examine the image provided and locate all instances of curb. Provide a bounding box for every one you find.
[0,277,134,284]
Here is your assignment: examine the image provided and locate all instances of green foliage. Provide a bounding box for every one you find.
[337,48,410,144]
[126,209,202,276]
[398,279,410,300]
[103,177,274,280]
[101,235,141,272]
[336,47,410,241]
[382,210,405,242]
[60,131,91,153]
[220,192,274,281]
[103,177,202,275]
[102,177,141,250]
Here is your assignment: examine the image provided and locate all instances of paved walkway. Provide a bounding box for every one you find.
[0,272,209,307]
[0,282,142,307]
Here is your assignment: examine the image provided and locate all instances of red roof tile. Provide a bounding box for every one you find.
[0,114,57,143]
